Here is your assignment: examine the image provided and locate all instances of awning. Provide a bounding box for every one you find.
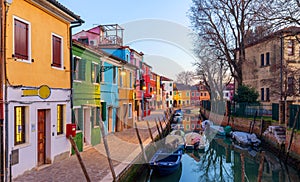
[144,93,152,99]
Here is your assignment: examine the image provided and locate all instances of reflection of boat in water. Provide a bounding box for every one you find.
[149,147,183,176]
[232,131,261,147]
[184,132,208,150]
[149,162,182,182]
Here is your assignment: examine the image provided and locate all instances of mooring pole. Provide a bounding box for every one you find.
[241,153,245,182]
[135,122,148,163]
[99,121,116,181]
[146,121,154,143]
[68,136,91,182]
[155,119,162,139]
[157,118,164,136]
[257,151,265,182]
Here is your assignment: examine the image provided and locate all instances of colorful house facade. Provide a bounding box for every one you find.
[142,62,152,116]
[175,83,191,107]
[1,0,83,178]
[161,76,174,108]
[72,41,102,150]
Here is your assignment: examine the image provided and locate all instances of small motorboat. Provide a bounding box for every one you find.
[184,132,207,150]
[232,131,261,147]
[149,147,183,176]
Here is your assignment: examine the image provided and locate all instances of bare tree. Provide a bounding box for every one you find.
[194,43,231,102]
[175,71,195,85]
[189,0,263,86]
[256,0,300,29]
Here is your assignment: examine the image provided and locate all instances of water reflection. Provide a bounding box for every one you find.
[149,134,300,182]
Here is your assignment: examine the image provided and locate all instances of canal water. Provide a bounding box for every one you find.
[138,113,300,182]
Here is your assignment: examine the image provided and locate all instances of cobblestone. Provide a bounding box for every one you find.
[13,110,166,182]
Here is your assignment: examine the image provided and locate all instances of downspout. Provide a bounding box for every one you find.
[69,20,83,123]
[0,0,5,181]
[3,2,8,181]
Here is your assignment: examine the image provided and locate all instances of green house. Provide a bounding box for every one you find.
[72,40,103,150]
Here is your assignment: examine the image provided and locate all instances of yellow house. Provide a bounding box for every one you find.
[118,64,136,131]
[175,83,192,107]
[1,0,83,178]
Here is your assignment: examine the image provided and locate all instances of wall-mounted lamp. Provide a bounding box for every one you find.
[120,66,126,76]
[142,86,147,90]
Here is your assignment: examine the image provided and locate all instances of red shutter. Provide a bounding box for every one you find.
[14,19,28,60]
[52,35,62,67]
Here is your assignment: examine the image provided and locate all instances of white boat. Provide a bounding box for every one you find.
[184,132,207,150]
[232,131,261,147]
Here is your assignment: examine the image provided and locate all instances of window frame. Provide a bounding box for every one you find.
[260,53,264,67]
[91,62,100,84]
[51,33,64,69]
[57,104,64,135]
[128,103,132,118]
[14,106,26,145]
[13,16,31,63]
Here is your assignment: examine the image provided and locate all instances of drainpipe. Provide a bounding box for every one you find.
[69,20,83,123]
[0,0,5,181]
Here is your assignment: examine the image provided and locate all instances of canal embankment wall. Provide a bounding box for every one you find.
[201,108,300,170]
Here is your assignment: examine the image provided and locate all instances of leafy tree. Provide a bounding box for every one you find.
[233,84,259,103]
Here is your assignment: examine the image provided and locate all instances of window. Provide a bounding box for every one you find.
[260,53,264,66]
[52,34,63,68]
[170,91,172,96]
[170,100,173,105]
[15,106,26,145]
[57,105,64,135]
[266,88,270,101]
[74,57,86,81]
[169,83,172,87]
[91,63,100,83]
[200,93,203,96]
[266,52,270,65]
[92,107,100,127]
[204,93,207,96]
[261,88,264,101]
[100,62,104,82]
[196,93,200,97]
[14,18,30,61]
[120,72,123,87]
[186,92,189,97]
[288,40,294,56]
[78,38,88,45]
[113,66,116,84]
[287,77,295,95]
[128,103,132,118]
[192,92,195,97]
[130,72,132,88]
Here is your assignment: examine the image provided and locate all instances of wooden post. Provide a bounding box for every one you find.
[68,136,91,182]
[158,118,164,137]
[241,153,245,182]
[99,121,116,181]
[135,122,148,162]
[257,151,265,182]
[249,111,257,134]
[260,118,264,138]
[146,121,154,143]
[155,119,162,139]
[286,107,300,162]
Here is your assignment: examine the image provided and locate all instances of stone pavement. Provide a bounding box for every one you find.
[13,109,167,182]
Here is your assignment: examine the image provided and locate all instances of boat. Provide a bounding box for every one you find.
[149,147,183,176]
[184,132,207,150]
[202,120,232,136]
[232,131,261,147]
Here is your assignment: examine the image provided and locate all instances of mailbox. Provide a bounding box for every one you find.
[66,124,76,138]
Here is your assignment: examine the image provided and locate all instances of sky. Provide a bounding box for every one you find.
[59,0,197,80]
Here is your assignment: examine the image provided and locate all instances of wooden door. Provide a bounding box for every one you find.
[37,110,46,166]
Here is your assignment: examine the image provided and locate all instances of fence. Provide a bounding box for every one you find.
[232,102,272,118]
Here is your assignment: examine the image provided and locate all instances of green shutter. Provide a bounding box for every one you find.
[96,64,100,83]
[79,59,86,80]
[101,102,107,121]
[91,108,95,127]
[77,108,83,130]
[91,63,94,83]
[96,107,100,125]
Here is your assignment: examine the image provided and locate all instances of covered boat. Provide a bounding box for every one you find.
[184,132,207,150]
[149,147,183,176]
[232,131,261,147]
[172,109,183,123]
